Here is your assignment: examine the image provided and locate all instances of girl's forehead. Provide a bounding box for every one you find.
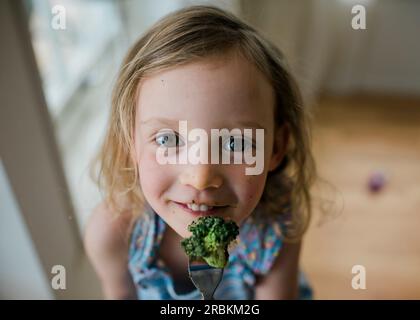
[136,53,275,128]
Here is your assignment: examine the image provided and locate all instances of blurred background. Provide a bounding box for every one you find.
[1,0,419,299]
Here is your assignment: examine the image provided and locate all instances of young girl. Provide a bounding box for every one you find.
[85,5,316,300]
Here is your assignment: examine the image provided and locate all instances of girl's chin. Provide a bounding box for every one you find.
[179,230,192,239]
[163,219,192,239]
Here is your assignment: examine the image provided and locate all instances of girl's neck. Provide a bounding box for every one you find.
[159,223,186,263]
[165,223,183,244]
[158,224,197,294]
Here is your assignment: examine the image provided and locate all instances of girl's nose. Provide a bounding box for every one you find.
[179,164,223,190]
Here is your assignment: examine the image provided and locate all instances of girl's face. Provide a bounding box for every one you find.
[134,51,287,238]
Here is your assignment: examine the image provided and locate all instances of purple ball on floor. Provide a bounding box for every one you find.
[368,172,386,192]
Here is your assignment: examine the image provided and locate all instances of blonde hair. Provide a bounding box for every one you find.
[93,5,316,241]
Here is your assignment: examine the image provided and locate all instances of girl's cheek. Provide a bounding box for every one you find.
[244,175,266,204]
[138,148,172,201]
[230,174,266,225]
[230,167,266,207]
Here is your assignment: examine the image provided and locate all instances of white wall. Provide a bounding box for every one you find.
[324,0,420,95]
[359,0,420,94]
[242,0,420,97]
[0,160,52,299]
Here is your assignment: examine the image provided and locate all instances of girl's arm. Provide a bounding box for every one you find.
[254,240,301,300]
[84,202,137,299]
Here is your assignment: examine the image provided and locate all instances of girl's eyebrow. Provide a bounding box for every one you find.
[232,120,266,131]
[140,117,266,132]
[139,117,179,127]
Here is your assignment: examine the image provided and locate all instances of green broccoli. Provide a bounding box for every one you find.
[181,216,239,268]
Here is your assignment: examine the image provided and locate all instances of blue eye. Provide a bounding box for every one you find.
[155,132,184,148]
[223,136,253,152]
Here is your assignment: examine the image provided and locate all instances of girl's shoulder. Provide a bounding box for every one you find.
[84,201,137,292]
[84,201,137,255]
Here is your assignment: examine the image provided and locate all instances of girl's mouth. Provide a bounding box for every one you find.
[172,201,229,216]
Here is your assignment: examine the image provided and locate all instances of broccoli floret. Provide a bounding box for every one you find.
[181,216,239,268]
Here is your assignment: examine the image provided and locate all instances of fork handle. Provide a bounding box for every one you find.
[202,293,214,300]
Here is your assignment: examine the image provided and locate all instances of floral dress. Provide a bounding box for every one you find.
[128,204,313,300]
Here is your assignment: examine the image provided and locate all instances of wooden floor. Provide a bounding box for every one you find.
[301,95,420,299]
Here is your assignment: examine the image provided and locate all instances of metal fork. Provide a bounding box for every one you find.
[188,261,224,300]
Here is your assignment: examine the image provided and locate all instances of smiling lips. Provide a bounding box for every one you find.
[173,201,228,216]
[187,203,214,211]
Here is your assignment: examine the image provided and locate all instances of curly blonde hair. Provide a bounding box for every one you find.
[92,5,316,241]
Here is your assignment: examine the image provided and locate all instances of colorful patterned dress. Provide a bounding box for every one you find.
[128,205,313,300]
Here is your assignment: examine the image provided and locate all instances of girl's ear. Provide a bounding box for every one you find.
[268,124,290,172]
